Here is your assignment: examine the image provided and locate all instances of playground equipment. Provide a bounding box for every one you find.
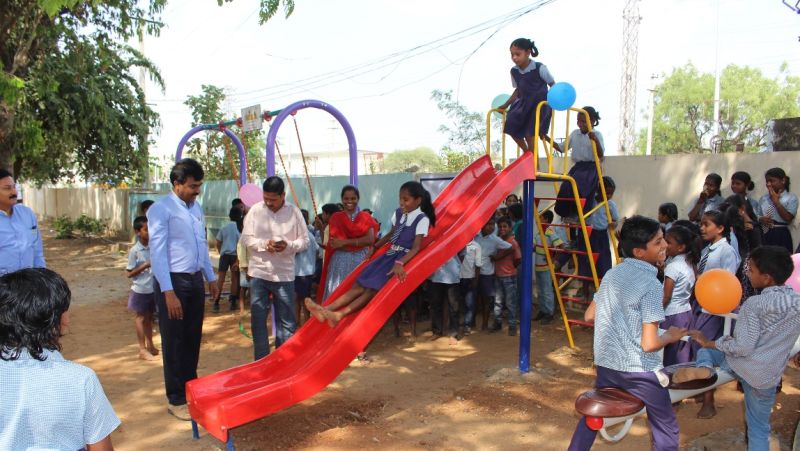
[486,101,619,348]
[182,88,620,448]
[575,314,800,443]
[186,153,529,448]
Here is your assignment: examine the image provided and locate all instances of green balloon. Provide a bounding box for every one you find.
[491,94,511,121]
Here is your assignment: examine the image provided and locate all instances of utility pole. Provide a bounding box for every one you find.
[645,74,659,156]
[711,0,722,153]
[618,0,641,155]
[138,23,150,188]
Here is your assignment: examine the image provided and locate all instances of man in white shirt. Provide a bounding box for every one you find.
[242,176,309,360]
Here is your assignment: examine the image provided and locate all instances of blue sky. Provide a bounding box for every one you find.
[142,0,800,168]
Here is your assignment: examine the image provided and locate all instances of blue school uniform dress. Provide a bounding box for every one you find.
[554,129,605,219]
[503,59,553,141]
[578,198,617,279]
[661,254,695,365]
[759,190,798,252]
[568,258,678,451]
[357,208,429,291]
[690,238,739,356]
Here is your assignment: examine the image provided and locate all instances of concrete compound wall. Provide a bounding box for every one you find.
[22,151,800,246]
[523,151,800,246]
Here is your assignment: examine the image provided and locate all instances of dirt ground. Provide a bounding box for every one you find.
[46,232,800,450]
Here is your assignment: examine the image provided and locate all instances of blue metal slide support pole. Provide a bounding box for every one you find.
[519,178,534,373]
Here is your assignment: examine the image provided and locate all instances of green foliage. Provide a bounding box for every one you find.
[54,214,107,238]
[431,89,501,170]
[53,215,75,239]
[637,63,800,154]
[0,74,25,104]
[1,0,167,184]
[73,214,106,237]
[383,147,444,173]
[183,84,267,181]
[217,0,295,24]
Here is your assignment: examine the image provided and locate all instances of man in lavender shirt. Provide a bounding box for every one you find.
[242,176,309,360]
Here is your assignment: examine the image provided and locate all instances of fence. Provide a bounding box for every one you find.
[23,152,800,245]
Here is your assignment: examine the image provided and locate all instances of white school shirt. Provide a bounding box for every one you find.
[474,233,512,275]
[459,240,482,279]
[567,129,605,163]
[429,255,461,284]
[663,254,695,316]
[126,241,153,294]
[759,191,798,223]
[701,239,740,275]
[593,258,665,372]
[510,59,555,87]
[389,207,430,236]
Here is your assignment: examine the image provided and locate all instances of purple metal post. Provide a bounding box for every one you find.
[175,125,248,186]
[265,99,358,186]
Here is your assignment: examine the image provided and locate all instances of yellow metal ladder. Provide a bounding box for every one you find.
[487,103,620,348]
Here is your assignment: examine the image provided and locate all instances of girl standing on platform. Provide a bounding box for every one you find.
[758,167,797,253]
[661,225,701,366]
[552,107,604,221]
[497,38,555,153]
[307,182,435,327]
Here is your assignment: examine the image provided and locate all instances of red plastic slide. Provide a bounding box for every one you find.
[186,152,534,442]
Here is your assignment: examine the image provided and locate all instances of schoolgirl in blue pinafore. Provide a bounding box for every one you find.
[504,61,553,143]
[500,38,554,152]
[357,208,427,290]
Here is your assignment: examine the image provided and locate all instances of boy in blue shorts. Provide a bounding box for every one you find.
[674,245,800,451]
[213,206,243,313]
[127,216,159,360]
[568,216,687,451]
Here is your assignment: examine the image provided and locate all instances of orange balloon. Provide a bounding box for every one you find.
[695,269,742,314]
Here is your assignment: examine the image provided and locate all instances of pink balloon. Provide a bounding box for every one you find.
[239,183,262,207]
[789,254,800,294]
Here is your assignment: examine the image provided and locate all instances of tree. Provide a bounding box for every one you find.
[183,84,266,181]
[638,63,800,154]
[1,0,294,183]
[1,0,166,184]
[217,0,295,24]
[431,89,501,171]
[383,147,444,173]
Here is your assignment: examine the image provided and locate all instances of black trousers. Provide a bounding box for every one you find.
[154,272,205,406]
[429,282,460,337]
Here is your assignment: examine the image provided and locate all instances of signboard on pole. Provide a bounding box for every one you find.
[241,105,263,133]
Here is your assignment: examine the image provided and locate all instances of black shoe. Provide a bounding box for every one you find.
[540,315,554,325]
[488,321,502,333]
[508,326,517,337]
[532,311,546,321]
[212,302,220,313]
[229,299,238,311]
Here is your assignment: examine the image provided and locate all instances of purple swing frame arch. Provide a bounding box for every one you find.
[175,125,248,186]
[265,99,358,186]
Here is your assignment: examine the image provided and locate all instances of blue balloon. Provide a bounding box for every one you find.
[547,82,577,111]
